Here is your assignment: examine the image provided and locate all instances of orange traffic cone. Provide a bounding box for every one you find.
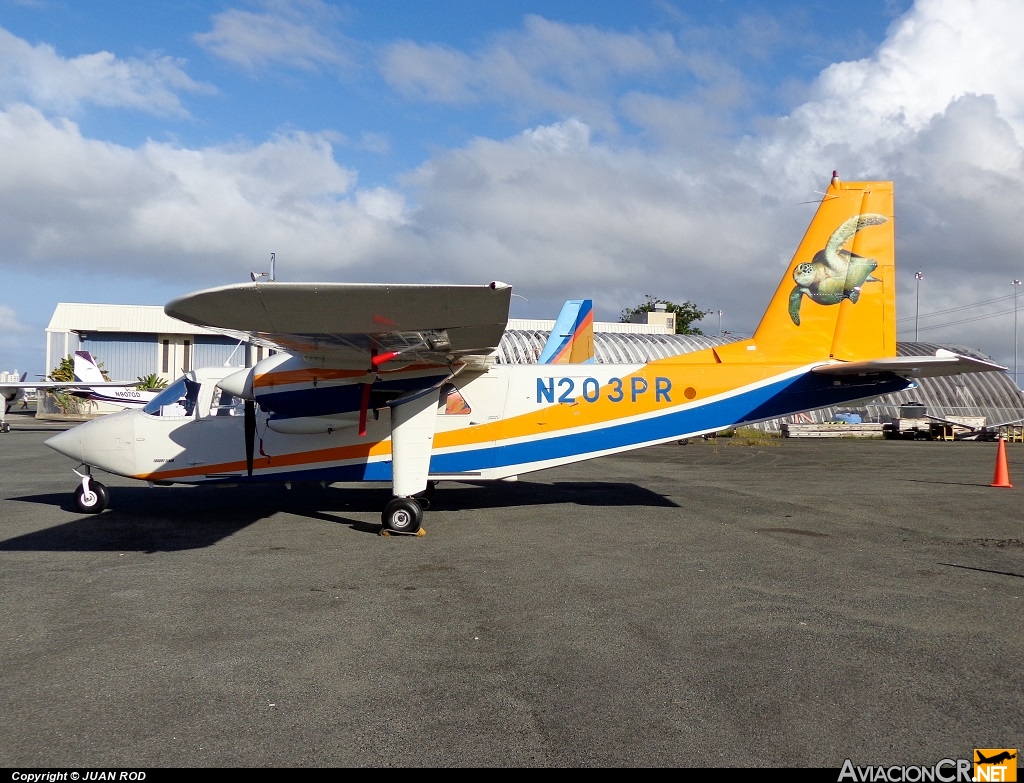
[990,436,1013,488]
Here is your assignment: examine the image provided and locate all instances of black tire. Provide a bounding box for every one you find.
[381,496,423,534]
[75,481,109,514]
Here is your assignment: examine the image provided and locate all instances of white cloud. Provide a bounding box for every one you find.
[0,27,211,116]
[194,0,355,73]
[379,14,687,133]
[0,304,30,334]
[0,104,409,282]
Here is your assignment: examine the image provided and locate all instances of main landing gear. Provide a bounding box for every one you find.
[379,482,436,536]
[73,469,109,514]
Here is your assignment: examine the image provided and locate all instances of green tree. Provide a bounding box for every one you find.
[620,295,713,335]
[47,355,85,414]
[136,373,168,391]
[48,355,75,382]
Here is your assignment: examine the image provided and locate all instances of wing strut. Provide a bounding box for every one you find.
[244,399,256,477]
[390,389,439,497]
[358,382,372,437]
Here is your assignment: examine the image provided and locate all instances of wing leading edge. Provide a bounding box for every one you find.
[165,281,513,367]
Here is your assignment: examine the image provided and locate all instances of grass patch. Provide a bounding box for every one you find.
[684,427,782,447]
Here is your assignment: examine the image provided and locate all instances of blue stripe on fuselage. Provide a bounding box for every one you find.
[425,370,910,475]
[221,370,910,485]
[255,372,449,418]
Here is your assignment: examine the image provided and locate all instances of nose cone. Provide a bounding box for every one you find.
[219,367,253,399]
[46,426,84,462]
[45,411,136,476]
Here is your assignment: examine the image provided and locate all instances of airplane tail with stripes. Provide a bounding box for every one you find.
[73,351,108,383]
[538,299,595,364]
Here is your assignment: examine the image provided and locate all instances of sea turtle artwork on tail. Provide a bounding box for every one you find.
[788,213,888,325]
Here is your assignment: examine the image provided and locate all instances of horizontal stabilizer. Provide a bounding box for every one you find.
[812,350,1006,378]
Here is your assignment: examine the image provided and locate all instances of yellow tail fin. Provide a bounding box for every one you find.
[751,173,895,363]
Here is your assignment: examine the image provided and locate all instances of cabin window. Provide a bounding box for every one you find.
[144,376,200,418]
[209,387,245,417]
[439,383,471,415]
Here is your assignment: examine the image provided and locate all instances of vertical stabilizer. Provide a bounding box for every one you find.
[73,351,107,383]
[538,299,595,364]
[750,174,895,363]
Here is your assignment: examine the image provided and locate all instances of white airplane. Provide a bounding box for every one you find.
[0,351,156,433]
[66,350,160,409]
[44,173,1007,533]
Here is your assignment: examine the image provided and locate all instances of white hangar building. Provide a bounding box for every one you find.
[45,303,271,384]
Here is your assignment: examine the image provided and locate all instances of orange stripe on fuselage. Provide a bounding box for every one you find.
[135,439,392,482]
[253,362,450,388]
[433,347,797,448]
[253,368,366,388]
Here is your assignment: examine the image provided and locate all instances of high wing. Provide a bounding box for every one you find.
[164,280,515,493]
[165,280,513,369]
[811,349,1006,378]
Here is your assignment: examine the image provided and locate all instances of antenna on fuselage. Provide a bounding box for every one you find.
[250,252,276,283]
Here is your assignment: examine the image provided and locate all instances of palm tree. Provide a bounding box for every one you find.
[136,373,168,391]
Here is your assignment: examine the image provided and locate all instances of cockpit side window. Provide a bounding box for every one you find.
[143,376,200,418]
[209,387,245,417]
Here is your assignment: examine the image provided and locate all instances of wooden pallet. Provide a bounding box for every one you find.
[782,423,885,438]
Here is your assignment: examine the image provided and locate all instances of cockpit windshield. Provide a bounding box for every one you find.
[143,375,200,418]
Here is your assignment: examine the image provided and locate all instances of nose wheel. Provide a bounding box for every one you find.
[74,478,109,514]
[73,469,109,514]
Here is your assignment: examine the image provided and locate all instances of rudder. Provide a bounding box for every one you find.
[751,173,895,363]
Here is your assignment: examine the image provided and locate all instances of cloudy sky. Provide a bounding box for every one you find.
[2,0,1024,385]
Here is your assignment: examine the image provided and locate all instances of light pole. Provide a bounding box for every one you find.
[1013,279,1022,388]
[718,309,723,335]
[914,271,923,341]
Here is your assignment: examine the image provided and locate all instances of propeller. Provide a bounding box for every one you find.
[244,399,256,477]
[220,366,257,476]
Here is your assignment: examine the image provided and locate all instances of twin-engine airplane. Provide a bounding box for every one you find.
[1,351,155,433]
[45,173,1005,533]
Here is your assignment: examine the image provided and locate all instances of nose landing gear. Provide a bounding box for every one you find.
[73,468,109,514]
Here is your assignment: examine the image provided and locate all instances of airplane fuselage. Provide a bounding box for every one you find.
[46,357,911,487]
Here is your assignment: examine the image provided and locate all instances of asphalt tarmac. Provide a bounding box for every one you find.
[1,411,1021,768]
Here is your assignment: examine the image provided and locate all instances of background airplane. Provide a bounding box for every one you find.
[44,173,1006,533]
[0,351,155,432]
[67,351,160,409]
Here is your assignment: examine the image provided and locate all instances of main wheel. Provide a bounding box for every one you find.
[381,497,423,534]
[74,481,109,514]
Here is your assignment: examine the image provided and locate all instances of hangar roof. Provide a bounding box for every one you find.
[46,303,225,336]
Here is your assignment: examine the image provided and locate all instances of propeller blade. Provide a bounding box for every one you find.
[244,399,255,477]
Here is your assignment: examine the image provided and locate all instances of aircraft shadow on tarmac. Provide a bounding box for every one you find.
[3,480,677,553]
